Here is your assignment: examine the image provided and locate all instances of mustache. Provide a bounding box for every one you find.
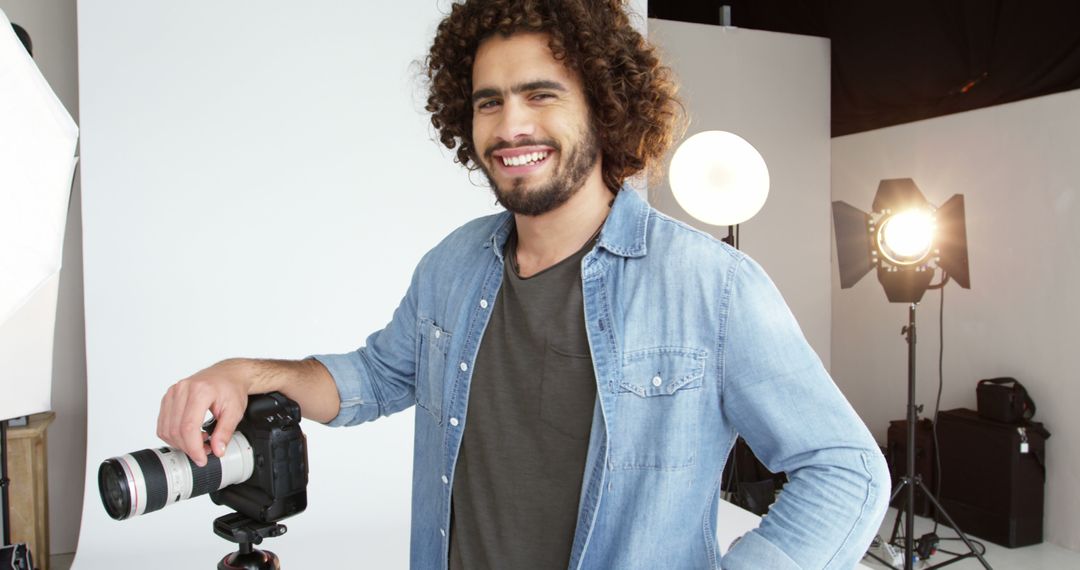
[484,138,561,160]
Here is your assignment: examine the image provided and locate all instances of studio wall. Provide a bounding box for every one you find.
[76,1,504,567]
[831,89,1080,552]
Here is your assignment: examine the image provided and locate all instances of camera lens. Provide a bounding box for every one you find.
[98,433,255,520]
[98,459,130,520]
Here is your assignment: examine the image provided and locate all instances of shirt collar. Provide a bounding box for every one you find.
[484,185,650,259]
[596,186,649,258]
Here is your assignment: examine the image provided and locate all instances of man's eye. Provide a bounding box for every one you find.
[531,93,555,101]
[477,100,500,110]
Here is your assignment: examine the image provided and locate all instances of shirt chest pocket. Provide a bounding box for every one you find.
[416,318,452,422]
[610,347,707,470]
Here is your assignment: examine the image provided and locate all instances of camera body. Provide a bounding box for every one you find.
[210,392,308,523]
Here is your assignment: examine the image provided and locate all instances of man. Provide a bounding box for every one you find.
[157,1,889,568]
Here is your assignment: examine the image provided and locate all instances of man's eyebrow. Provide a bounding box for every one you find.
[513,80,567,94]
[472,87,500,103]
[471,80,568,103]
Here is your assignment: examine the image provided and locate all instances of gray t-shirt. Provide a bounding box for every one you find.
[448,229,598,570]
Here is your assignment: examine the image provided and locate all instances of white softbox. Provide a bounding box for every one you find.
[0,8,79,420]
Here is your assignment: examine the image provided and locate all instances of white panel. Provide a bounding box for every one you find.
[832,89,1080,552]
[647,20,833,368]
[0,274,57,419]
[77,1,498,567]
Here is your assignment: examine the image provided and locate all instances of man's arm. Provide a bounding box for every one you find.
[157,233,440,466]
[719,255,890,569]
[157,357,339,467]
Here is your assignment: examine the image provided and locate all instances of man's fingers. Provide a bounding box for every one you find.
[209,401,244,458]
[179,385,217,466]
[156,362,250,466]
[157,388,173,443]
[158,382,186,448]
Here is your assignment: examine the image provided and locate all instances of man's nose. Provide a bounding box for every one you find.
[494,98,536,143]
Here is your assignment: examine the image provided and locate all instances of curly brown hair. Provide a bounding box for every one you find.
[424,0,683,192]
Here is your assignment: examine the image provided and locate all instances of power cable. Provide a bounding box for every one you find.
[932,284,945,534]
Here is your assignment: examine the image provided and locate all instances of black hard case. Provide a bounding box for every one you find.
[934,408,1045,548]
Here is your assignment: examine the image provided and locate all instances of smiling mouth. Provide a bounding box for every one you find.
[500,150,550,167]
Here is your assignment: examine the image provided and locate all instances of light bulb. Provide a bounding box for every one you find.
[877,209,935,265]
[668,131,769,226]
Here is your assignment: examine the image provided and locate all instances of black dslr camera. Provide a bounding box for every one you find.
[207,392,308,523]
[99,392,308,569]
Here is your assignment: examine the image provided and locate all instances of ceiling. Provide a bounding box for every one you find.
[649,0,1080,136]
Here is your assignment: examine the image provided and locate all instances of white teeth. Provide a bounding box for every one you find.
[501,151,549,167]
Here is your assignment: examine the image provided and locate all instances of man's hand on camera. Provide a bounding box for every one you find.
[157,359,252,467]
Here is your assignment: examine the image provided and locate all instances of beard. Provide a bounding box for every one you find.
[478,124,600,217]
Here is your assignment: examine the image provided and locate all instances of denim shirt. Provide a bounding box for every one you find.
[314,188,890,569]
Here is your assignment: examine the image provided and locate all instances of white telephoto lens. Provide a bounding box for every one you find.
[99,432,255,520]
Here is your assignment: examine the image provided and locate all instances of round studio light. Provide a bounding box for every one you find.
[668,130,770,226]
[877,209,935,265]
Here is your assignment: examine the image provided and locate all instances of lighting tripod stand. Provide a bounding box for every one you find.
[870,303,991,570]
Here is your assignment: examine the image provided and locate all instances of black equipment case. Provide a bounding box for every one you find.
[976,377,1035,424]
[935,408,1047,548]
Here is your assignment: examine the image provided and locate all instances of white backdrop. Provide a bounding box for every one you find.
[76,1,648,568]
[76,1,500,567]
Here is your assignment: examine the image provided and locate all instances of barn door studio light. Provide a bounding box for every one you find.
[832,178,970,302]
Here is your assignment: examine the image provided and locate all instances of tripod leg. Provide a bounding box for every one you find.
[889,478,907,504]
[889,506,903,544]
[888,478,909,544]
[916,480,993,569]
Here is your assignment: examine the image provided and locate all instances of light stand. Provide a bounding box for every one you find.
[722,224,740,249]
[880,303,990,570]
[833,178,985,569]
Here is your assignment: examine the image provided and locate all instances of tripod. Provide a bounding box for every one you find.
[872,303,991,570]
[214,512,287,570]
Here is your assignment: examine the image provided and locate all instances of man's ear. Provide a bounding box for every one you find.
[462,145,480,169]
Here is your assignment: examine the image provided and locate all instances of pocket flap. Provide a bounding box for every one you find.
[619,347,707,397]
[419,318,452,354]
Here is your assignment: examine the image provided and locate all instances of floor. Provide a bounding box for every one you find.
[862,508,1079,569]
[50,553,73,570]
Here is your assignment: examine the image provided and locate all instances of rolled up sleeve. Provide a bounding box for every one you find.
[311,262,425,427]
[719,255,890,569]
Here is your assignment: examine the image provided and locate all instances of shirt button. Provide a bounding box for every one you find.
[479,299,489,309]
[652,375,663,387]
[440,528,446,537]
[449,417,459,427]
[441,475,449,484]
[434,329,441,339]
[460,362,468,372]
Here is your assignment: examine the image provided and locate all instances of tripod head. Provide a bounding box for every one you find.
[214,512,287,570]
